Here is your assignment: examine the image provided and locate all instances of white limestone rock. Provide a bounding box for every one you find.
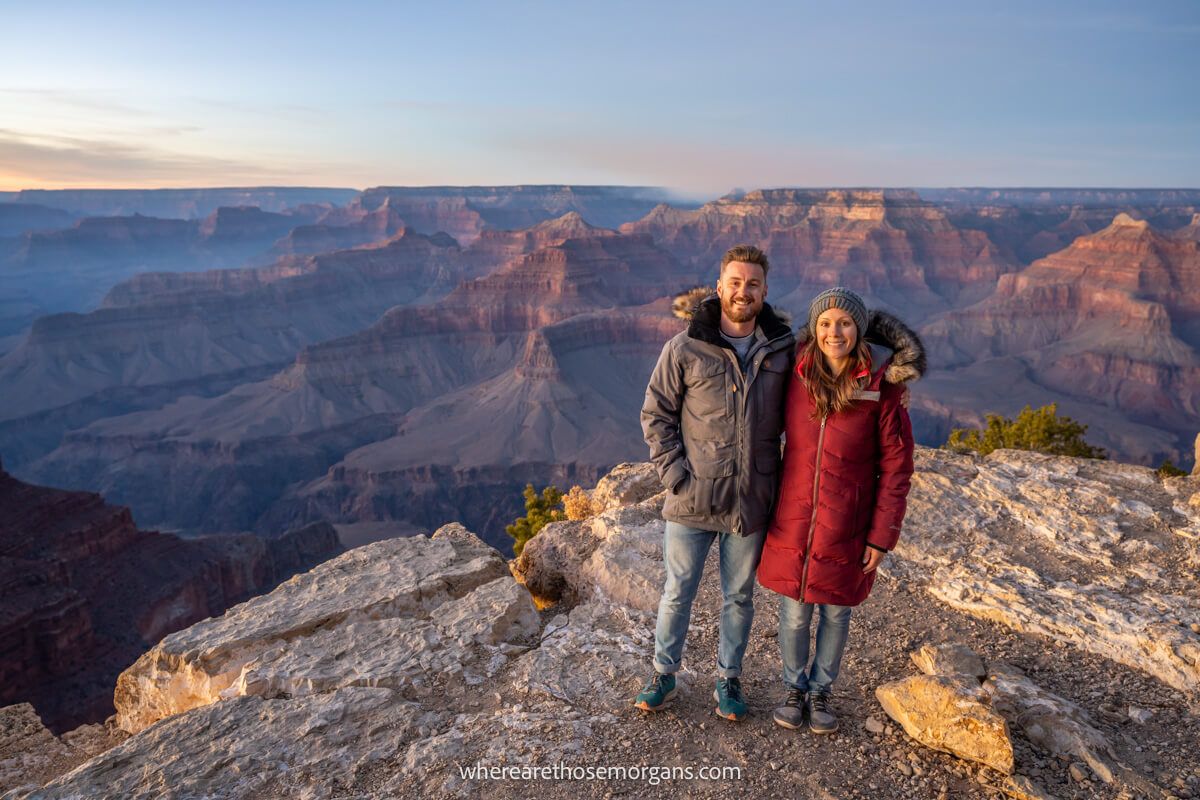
[911,642,987,679]
[894,448,1200,697]
[115,529,520,733]
[589,461,663,513]
[984,663,1115,783]
[515,492,666,610]
[27,687,420,800]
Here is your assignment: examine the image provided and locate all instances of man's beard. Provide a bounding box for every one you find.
[721,297,760,323]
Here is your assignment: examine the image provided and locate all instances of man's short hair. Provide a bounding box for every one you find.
[719,244,769,277]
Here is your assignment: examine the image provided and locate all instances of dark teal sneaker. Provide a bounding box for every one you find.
[713,677,748,721]
[633,672,677,711]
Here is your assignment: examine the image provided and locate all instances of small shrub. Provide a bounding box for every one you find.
[506,484,566,557]
[1155,459,1187,478]
[945,403,1107,459]
[562,485,598,520]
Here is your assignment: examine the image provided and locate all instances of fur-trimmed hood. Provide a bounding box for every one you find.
[670,287,926,384]
[672,286,793,347]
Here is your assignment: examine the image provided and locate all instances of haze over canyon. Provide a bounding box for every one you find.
[2,185,1197,553]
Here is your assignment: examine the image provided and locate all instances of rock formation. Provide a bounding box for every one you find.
[265,200,407,258]
[6,188,359,219]
[0,203,76,238]
[0,228,468,469]
[24,231,685,549]
[621,189,1016,314]
[919,213,1200,466]
[0,457,343,733]
[893,447,1200,694]
[5,453,1198,799]
[356,185,673,245]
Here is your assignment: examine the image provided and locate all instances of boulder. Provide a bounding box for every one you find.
[911,642,987,679]
[984,664,1115,783]
[514,493,665,610]
[114,528,532,734]
[875,673,1015,774]
[589,462,663,514]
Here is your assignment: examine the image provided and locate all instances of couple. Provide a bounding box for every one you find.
[634,244,922,734]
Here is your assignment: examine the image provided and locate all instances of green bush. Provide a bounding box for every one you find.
[507,484,566,557]
[1155,459,1187,478]
[945,403,1107,459]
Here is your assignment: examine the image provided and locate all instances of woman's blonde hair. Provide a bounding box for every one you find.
[798,336,872,418]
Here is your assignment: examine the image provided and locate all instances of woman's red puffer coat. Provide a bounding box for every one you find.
[756,346,915,607]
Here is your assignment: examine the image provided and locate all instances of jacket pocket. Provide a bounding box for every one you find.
[682,358,729,421]
[666,471,696,515]
[688,441,734,515]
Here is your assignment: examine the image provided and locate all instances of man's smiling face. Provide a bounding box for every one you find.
[716,260,767,325]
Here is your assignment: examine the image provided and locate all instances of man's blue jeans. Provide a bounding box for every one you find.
[652,521,766,678]
[779,596,853,695]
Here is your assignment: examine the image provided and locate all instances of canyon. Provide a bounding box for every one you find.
[3,186,1196,556]
[2,184,1199,771]
[0,456,341,734]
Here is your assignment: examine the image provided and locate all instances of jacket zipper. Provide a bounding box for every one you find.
[724,349,745,534]
[798,415,827,601]
[721,332,791,536]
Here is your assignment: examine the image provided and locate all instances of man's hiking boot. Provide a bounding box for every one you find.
[772,687,806,729]
[713,676,748,721]
[633,672,677,711]
[807,691,839,733]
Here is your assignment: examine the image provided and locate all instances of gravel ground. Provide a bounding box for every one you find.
[12,556,1197,800]
[394,556,1199,800]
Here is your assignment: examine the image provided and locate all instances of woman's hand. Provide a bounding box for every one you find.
[861,547,885,573]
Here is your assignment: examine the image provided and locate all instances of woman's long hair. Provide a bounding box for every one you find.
[797,335,872,418]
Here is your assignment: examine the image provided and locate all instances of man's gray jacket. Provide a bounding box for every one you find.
[641,294,795,536]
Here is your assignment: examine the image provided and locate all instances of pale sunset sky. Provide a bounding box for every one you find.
[1,0,1197,193]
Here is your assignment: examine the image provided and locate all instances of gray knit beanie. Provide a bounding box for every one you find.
[807,287,868,337]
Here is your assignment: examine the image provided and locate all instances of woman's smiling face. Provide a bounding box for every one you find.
[816,307,858,366]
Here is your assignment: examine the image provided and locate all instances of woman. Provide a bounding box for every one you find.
[756,287,919,734]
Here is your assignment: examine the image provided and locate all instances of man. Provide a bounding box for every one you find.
[635,244,795,721]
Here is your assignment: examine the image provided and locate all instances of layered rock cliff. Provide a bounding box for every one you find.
[24,230,685,548]
[0,458,343,734]
[356,185,673,244]
[6,188,359,219]
[5,453,1197,799]
[621,189,1015,315]
[0,229,468,468]
[0,203,77,238]
[0,206,328,356]
[920,213,1200,465]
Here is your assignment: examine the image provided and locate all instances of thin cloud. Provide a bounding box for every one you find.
[0,88,151,117]
[0,129,282,188]
[187,97,324,121]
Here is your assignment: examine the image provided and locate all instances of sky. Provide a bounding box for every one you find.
[1,0,1197,194]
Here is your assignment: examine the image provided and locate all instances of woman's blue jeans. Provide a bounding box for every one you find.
[652,521,766,678]
[779,595,853,695]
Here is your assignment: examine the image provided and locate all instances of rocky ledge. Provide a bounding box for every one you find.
[4,450,1199,799]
